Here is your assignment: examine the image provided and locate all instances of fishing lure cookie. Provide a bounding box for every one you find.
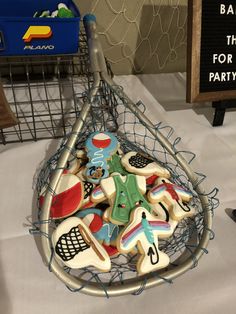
[117,207,172,275]
[148,177,195,221]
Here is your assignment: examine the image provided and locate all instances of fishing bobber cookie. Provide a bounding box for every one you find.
[39,173,84,219]
[85,131,119,184]
[52,217,111,271]
[148,177,195,221]
[117,207,172,275]
[121,151,170,178]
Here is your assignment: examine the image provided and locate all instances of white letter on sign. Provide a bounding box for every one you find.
[220,4,225,14]
[209,73,214,82]
[213,54,232,64]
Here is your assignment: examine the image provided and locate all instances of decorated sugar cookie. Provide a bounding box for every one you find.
[108,153,129,176]
[148,177,195,221]
[66,150,88,174]
[151,202,178,234]
[39,173,84,219]
[80,180,96,208]
[121,152,170,178]
[85,132,119,184]
[100,174,152,225]
[76,208,120,256]
[117,207,172,275]
[90,185,107,204]
[146,174,159,186]
[52,217,111,271]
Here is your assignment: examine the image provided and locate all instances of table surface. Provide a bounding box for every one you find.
[1,73,236,314]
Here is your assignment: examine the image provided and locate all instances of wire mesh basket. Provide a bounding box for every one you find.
[0,31,111,144]
[28,15,219,297]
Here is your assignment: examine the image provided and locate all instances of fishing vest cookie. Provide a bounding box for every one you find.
[108,153,129,176]
[52,217,111,271]
[85,132,119,184]
[121,151,170,177]
[39,173,84,219]
[100,174,152,225]
[117,207,172,275]
[148,177,195,221]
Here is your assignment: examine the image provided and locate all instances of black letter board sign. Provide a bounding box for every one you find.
[187,0,236,102]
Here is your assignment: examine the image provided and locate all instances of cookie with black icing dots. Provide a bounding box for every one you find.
[121,151,170,177]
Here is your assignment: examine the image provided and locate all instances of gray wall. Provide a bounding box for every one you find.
[76,0,187,74]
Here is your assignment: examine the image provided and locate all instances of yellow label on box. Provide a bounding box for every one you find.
[23,26,52,43]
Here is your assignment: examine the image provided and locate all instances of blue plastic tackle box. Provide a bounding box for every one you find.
[0,0,80,56]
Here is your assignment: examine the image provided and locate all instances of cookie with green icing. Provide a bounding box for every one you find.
[100,174,152,225]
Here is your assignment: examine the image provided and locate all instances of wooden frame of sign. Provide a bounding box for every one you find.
[187,0,236,103]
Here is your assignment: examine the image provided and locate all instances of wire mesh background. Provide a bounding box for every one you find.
[0,31,91,145]
[34,77,218,296]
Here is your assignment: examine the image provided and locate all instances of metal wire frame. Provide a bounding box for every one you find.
[36,15,218,297]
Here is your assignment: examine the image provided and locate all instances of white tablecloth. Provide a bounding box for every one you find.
[1,74,236,314]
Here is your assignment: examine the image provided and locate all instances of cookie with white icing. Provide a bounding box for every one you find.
[90,185,107,204]
[121,152,170,177]
[148,177,195,221]
[66,150,88,174]
[117,207,172,275]
[52,216,111,271]
[151,202,178,234]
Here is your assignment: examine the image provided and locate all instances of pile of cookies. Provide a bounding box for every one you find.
[40,131,196,275]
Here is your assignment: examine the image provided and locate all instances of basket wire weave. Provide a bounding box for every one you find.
[32,16,218,297]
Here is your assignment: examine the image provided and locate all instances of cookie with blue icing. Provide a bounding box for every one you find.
[117,207,172,275]
[85,132,119,184]
[76,208,120,255]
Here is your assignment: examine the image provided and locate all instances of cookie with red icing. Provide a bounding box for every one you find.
[39,173,84,219]
[148,177,195,221]
[76,208,120,256]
